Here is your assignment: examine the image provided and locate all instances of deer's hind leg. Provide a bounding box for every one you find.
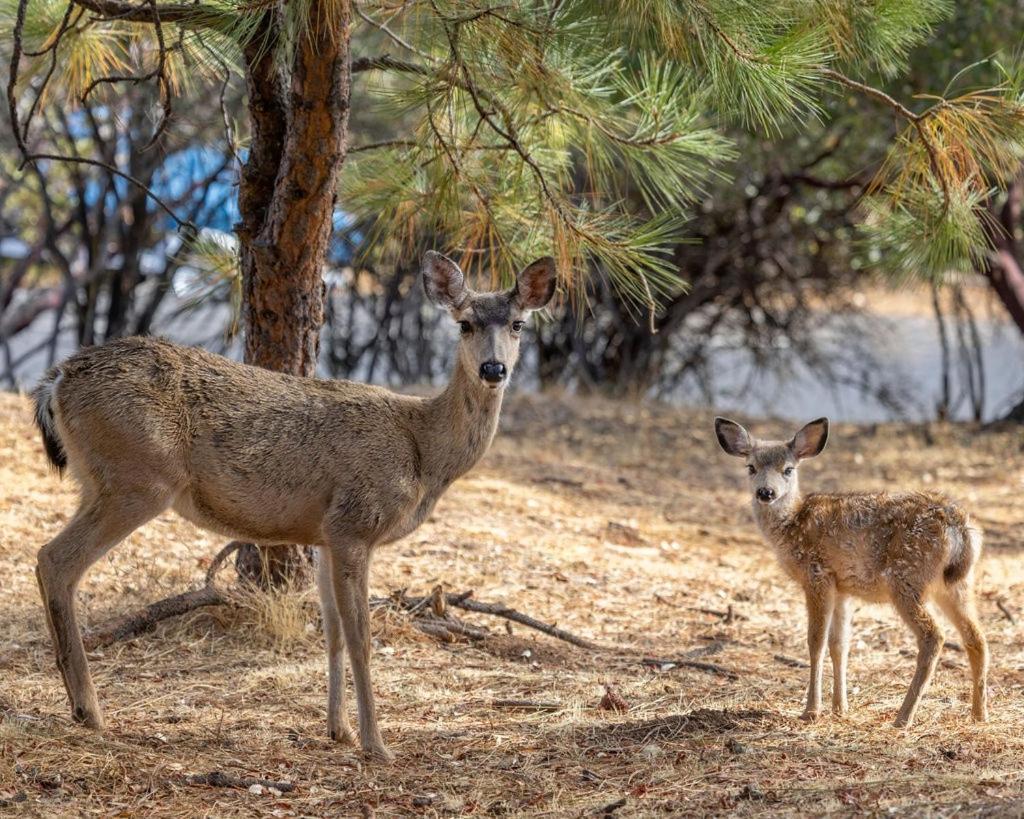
[935,581,988,722]
[890,586,944,728]
[36,486,171,729]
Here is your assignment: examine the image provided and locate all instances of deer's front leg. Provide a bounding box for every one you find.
[801,572,836,722]
[829,594,852,715]
[328,542,393,763]
[315,548,354,745]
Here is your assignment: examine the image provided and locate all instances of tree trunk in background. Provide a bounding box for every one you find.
[979,179,1024,422]
[232,2,352,585]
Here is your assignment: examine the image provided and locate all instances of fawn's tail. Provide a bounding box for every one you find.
[944,518,982,585]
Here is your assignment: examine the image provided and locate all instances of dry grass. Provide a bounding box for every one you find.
[1,389,1023,817]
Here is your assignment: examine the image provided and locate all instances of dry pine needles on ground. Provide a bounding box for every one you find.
[1,391,1023,816]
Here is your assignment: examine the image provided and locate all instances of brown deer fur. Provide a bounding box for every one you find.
[31,251,556,762]
[715,416,988,728]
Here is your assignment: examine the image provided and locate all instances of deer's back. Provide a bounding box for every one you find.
[51,337,424,543]
[782,492,971,599]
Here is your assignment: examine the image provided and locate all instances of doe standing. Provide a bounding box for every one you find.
[31,251,555,761]
[715,416,988,727]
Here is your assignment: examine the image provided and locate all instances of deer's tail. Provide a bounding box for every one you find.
[32,368,66,476]
[944,517,982,586]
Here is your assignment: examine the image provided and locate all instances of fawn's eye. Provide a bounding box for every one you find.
[458,321,473,335]
[784,466,795,477]
[747,465,756,475]
[511,320,525,333]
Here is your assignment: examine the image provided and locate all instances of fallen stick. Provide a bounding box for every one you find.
[375,590,601,650]
[997,599,1016,624]
[492,699,562,712]
[641,657,739,680]
[83,585,226,651]
[186,771,294,792]
[773,654,809,669]
[445,592,601,650]
[83,544,240,651]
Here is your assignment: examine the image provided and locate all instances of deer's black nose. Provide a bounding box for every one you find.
[756,487,776,503]
[479,361,507,384]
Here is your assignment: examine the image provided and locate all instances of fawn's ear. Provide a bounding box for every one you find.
[512,257,557,311]
[790,417,829,460]
[715,417,752,457]
[422,251,469,311]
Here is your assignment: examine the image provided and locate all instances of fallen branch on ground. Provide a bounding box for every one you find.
[185,771,294,792]
[83,543,240,650]
[641,656,739,680]
[492,699,562,711]
[372,588,602,650]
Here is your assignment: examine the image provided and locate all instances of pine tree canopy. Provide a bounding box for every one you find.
[5,0,1024,316]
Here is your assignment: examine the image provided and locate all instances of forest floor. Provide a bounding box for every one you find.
[1,389,1023,817]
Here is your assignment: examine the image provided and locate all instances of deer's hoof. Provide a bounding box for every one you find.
[365,742,395,764]
[329,726,356,746]
[72,705,104,731]
[893,715,913,728]
[799,709,821,723]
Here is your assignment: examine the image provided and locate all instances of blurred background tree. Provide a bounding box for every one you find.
[4,0,1024,581]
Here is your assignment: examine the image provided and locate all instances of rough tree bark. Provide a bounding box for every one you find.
[980,180,1024,422]
[232,2,352,585]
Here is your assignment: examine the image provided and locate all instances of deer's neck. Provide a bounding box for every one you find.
[752,489,803,547]
[417,362,502,490]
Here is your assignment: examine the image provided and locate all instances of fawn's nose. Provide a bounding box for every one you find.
[479,361,507,384]
[756,487,776,503]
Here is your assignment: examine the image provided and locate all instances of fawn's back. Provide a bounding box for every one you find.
[766,491,979,603]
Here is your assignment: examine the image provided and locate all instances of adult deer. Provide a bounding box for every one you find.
[32,251,556,761]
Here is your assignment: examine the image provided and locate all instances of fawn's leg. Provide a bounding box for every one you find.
[36,490,169,729]
[891,588,944,728]
[935,581,988,722]
[802,578,836,721]
[829,594,852,715]
[327,542,392,762]
[315,548,354,743]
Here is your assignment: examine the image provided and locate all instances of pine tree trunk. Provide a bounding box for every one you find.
[980,180,1024,422]
[231,2,352,585]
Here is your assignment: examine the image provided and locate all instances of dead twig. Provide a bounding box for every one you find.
[83,543,240,650]
[997,599,1016,624]
[445,592,601,650]
[641,657,739,681]
[492,699,561,712]
[773,654,809,669]
[376,589,601,650]
[185,771,294,792]
[690,605,749,622]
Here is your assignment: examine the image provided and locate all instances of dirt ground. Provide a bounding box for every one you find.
[1,388,1023,817]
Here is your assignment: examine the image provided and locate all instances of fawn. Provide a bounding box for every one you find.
[714,416,988,727]
[31,251,556,761]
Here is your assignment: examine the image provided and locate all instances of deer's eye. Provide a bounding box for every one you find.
[784,466,795,477]
[458,321,473,335]
[511,320,525,333]
[747,465,756,475]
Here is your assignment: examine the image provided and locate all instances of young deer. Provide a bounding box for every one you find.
[714,416,988,728]
[31,251,556,762]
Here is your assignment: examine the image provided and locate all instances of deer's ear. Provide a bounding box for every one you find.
[422,251,468,310]
[512,257,557,311]
[715,417,752,458]
[790,417,829,460]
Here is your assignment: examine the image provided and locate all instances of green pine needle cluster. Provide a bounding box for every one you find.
[5,0,1024,310]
